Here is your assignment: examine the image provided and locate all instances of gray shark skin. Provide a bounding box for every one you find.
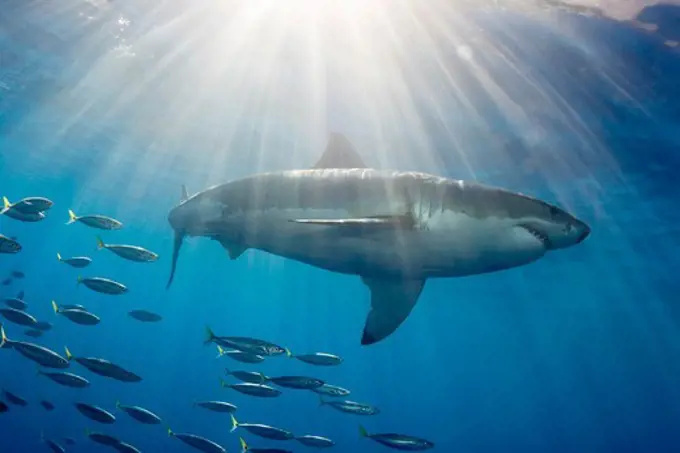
[167,134,590,345]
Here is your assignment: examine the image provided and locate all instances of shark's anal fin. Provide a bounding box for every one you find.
[312,133,367,169]
[360,277,425,345]
[216,237,248,260]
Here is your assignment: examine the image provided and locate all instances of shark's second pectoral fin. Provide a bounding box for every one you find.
[216,238,248,260]
[289,214,415,232]
[360,277,425,345]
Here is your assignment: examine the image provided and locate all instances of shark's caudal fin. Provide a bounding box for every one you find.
[166,230,183,289]
[360,277,425,346]
[167,186,188,289]
[312,133,367,169]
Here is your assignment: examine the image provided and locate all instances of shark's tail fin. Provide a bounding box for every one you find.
[166,229,184,289]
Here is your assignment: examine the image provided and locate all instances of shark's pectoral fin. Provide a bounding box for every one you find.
[360,277,425,345]
[289,214,415,234]
[313,133,367,169]
[216,238,248,260]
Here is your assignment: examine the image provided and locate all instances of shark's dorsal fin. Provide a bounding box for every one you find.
[360,277,425,345]
[180,185,189,203]
[312,133,367,169]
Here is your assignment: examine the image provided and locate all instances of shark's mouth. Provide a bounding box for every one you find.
[519,224,552,250]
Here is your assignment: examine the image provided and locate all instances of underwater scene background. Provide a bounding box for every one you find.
[1,1,680,452]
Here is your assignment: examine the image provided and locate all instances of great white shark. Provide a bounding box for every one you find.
[167,134,590,345]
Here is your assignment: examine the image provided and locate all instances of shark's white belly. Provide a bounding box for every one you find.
[235,207,547,279]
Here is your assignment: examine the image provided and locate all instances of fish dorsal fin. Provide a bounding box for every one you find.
[360,277,425,345]
[312,133,366,169]
[180,185,189,203]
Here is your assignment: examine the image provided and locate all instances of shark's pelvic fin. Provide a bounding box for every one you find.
[312,133,367,169]
[360,277,425,345]
[217,238,248,260]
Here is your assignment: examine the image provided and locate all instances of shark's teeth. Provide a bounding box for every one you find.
[519,224,551,249]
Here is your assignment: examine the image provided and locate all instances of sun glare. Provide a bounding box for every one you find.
[16,0,640,220]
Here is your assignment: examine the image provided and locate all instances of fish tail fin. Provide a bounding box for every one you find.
[95,236,105,250]
[219,377,228,389]
[215,345,225,358]
[230,414,238,432]
[319,395,327,407]
[51,300,59,314]
[66,209,77,225]
[64,346,72,361]
[56,252,62,261]
[239,437,248,452]
[259,373,268,384]
[167,428,174,437]
[285,347,293,358]
[115,400,121,409]
[359,425,369,438]
[0,197,10,215]
[224,367,230,376]
[204,326,215,345]
[76,276,83,287]
[0,323,7,348]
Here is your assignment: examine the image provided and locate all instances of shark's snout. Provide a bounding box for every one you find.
[575,222,590,244]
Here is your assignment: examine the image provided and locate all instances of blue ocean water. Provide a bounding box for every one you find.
[1,1,680,452]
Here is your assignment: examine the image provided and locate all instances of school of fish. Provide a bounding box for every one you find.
[1,134,591,452]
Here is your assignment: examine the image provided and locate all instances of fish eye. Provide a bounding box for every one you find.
[564,223,573,233]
